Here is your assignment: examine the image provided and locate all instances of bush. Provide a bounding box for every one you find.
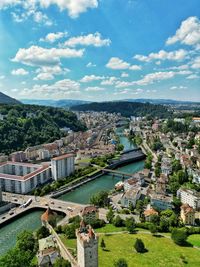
[171,228,187,246]
[114,258,128,267]
[113,216,124,227]
[134,238,146,253]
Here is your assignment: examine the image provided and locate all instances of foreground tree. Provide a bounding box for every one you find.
[114,258,128,267]
[100,238,106,250]
[106,208,115,223]
[171,229,187,246]
[36,226,50,239]
[53,258,71,267]
[125,217,136,233]
[134,238,146,253]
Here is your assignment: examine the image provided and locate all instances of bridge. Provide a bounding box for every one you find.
[0,192,86,227]
[102,168,133,178]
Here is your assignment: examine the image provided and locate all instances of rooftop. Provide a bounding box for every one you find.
[51,153,75,161]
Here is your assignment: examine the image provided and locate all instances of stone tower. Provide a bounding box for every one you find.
[76,221,98,267]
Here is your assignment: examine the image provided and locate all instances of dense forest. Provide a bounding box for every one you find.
[0,104,86,154]
[71,101,172,118]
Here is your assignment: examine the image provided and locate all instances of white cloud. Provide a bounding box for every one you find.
[0,75,5,80]
[186,74,199,79]
[80,75,105,83]
[40,32,68,43]
[34,65,70,80]
[0,0,99,19]
[115,70,190,88]
[106,57,141,70]
[121,72,129,78]
[64,32,111,47]
[191,56,200,69]
[85,86,105,92]
[134,49,188,62]
[101,77,118,86]
[166,16,200,46]
[12,45,84,67]
[170,85,187,90]
[34,73,54,80]
[19,78,80,98]
[86,62,96,68]
[11,68,29,75]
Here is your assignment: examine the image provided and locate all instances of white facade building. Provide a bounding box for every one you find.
[177,188,200,210]
[51,154,75,181]
[0,162,51,194]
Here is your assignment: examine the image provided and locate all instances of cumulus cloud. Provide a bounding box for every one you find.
[115,70,190,88]
[12,45,84,67]
[64,32,111,47]
[134,49,188,62]
[101,77,118,86]
[0,0,99,19]
[191,56,200,69]
[85,86,105,92]
[80,75,105,83]
[86,62,96,68]
[166,16,200,46]
[170,85,187,90]
[40,32,68,43]
[186,74,199,79]
[121,72,129,78]
[11,68,29,75]
[19,78,80,98]
[106,57,141,70]
[34,65,70,80]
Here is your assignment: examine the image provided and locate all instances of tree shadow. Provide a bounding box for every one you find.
[152,234,164,238]
[103,249,110,252]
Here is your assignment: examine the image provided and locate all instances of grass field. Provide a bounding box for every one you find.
[60,230,200,267]
[98,233,200,267]
[187,234,200,247]
[95,224,127,233]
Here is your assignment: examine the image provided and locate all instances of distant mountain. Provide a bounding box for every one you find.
[123,98,200,105]
[21,99,91,108]
[71,101,172,118]
[0,92,20,104]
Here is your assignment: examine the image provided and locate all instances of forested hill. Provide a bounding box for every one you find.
[71,101,171,118]
[0,91,20,104]
[0,104,86,154]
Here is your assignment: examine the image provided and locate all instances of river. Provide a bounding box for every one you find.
[0,127,144,255]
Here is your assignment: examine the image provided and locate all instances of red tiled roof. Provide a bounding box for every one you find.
[51,153,75,161]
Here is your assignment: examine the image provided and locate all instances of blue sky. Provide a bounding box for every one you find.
[0,0,200,101]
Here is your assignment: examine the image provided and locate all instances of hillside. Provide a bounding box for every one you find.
[0,104,86,154]
[71,101,172,118]
[21,99,91,108]
[0,92,20,104]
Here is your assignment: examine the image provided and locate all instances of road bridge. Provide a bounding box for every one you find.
[0,192,86,227]
[102,168,133,178]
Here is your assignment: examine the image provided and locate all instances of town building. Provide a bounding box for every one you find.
[37,235,60,267]
[177,188,200,210]
[0,187,2,202]
[150,193,173,210]
[0,162,51,194]
[180,204,195,225]
[144,207,158,222]
[80,206,98,223]
[51,154,75,181]
[121,187,141,208]
[10,151,26,162]
[76,222,98,267]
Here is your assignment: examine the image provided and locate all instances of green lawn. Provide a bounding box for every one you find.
[187,234,200,247]
[59,234,76,250]
[96,224,127,233]
[98,233,200,267]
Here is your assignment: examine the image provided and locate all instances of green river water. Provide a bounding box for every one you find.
[0,127,144,255]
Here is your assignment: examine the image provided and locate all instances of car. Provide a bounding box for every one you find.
[50,201,54,205]
[1,217,6,220]
[45,203,48,206]
[14,199,18,202]
[58,206,62,209]
[9,212,14,215]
